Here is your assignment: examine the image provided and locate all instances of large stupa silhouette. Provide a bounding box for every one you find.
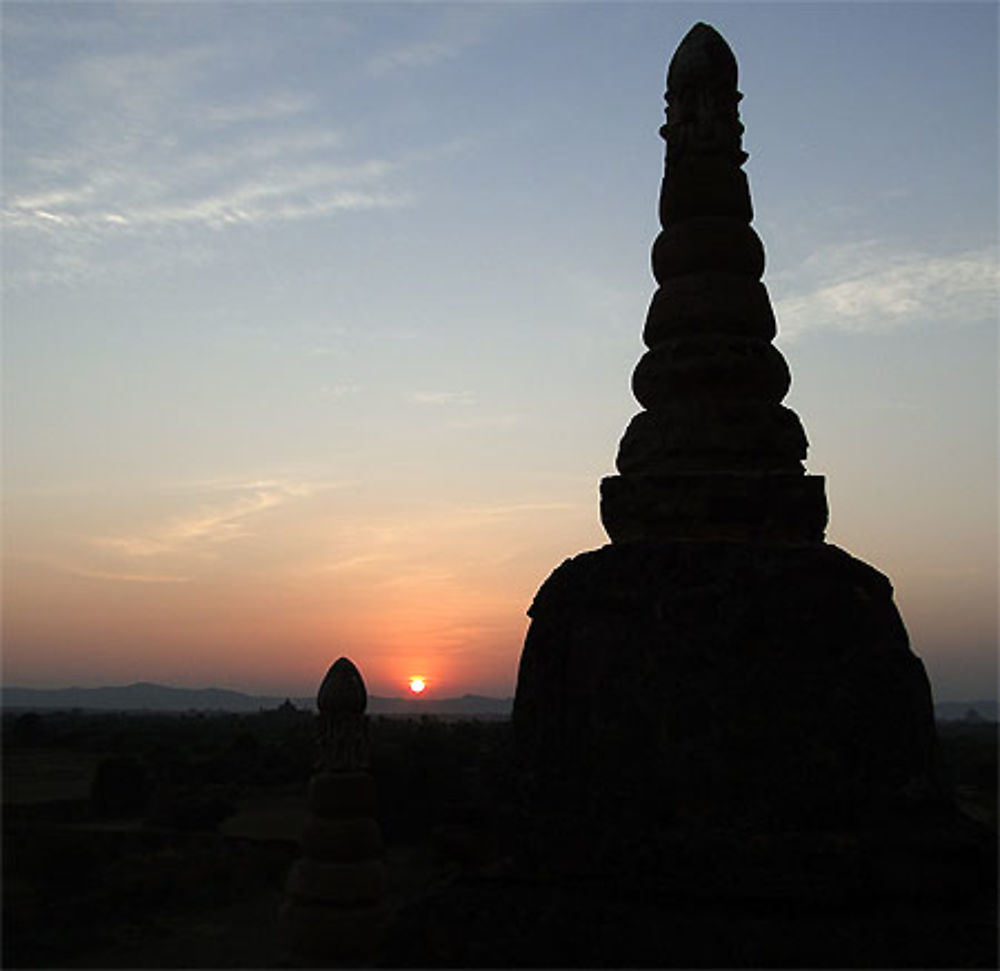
[512,22,950,879]
[377,27,993,966]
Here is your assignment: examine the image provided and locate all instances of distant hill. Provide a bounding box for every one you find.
[0,682,513,717]
[2,682,991,722]
[1,682,290,713]
[368,693,512,717]
[933,699,998,722]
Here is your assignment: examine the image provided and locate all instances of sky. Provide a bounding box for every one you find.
[3,1,997,703]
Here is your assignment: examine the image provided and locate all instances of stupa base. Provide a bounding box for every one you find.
[513,540,945,836]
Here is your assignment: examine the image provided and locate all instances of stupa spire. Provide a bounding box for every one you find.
[600,22,827,544]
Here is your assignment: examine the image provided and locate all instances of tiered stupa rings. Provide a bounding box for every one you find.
[600,23,827,545]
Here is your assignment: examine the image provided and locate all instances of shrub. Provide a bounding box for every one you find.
[90,755,150,816]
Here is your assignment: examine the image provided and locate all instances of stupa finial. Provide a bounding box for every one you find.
[317,656,369,771]
[661,22,747,188]
[667,22,738,93]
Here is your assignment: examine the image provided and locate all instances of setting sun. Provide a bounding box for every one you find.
[408,677,426,695]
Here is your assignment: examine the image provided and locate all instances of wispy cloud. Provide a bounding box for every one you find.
[367,38,470,77]
[7,552,192,585]
[318,383,363,399]
[199,94,315,128]
[449,413,524,431]
[168,474,353,496]
[315,552,388,574]
[89,477,338,561]
[408,390,476,406]
[64,566,193,585]
[773,243,998,340]
[5,146,410,236]
[92,491,283,558]
[3,23,414,287]
[364,8,498,78]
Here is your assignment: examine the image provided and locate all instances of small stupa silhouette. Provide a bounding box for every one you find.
[279,658,389,963]
[512,22,950,888]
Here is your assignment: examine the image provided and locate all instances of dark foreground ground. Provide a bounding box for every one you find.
[3,709,996,968]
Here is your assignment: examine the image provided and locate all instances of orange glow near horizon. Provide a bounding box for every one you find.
[0,470,603,698]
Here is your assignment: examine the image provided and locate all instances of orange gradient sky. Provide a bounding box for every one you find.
[3,3,997,702]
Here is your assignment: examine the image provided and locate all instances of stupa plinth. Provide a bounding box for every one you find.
[512,24,953,889]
